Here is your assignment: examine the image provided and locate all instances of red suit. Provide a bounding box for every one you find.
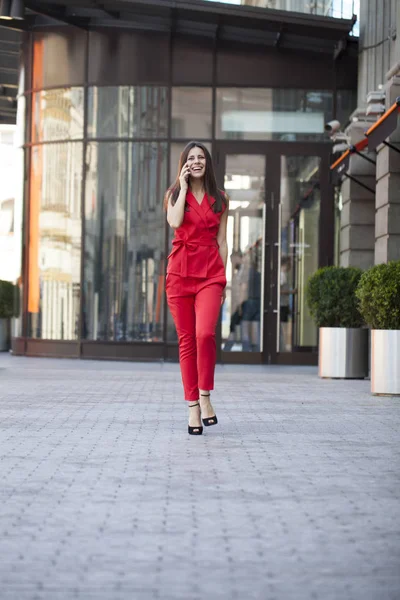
[166,190,227,401]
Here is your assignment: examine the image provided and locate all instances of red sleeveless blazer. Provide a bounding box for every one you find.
[167,190,227,280]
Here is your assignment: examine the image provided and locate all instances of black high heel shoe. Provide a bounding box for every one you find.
[188,403,203,435]
[200,394,218,427]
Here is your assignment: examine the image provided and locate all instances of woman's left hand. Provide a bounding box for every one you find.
[221,290,226,306]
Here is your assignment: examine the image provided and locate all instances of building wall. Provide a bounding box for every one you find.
[14,22,357,361]
[358,0,399,106]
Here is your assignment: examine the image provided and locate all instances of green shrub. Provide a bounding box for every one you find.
[0,280,17,319]
[355,260,400,330]
[306,266,364,328]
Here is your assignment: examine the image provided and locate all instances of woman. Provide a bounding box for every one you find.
[165,142,229,435]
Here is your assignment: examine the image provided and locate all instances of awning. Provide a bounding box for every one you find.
[330,137,374,193]
[365,97,400,152]
[330,96,400,194]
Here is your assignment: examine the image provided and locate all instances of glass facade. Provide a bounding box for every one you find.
[17,25,357,363]
[88,86,168,139]
[84,141,167,341]
[28,142,83,339]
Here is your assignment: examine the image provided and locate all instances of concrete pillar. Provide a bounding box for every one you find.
[340,119,376,269]
[375,76,400,264]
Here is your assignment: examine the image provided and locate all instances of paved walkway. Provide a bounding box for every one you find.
[0,354,399,600]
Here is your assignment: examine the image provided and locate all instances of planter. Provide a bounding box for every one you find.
[0,318,9,352]
[319,327,369,379]
[371,330,400,395]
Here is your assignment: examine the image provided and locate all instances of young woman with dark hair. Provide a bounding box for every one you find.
[165,142,229,435]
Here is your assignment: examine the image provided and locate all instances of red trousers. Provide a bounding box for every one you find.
[166,274,224,401]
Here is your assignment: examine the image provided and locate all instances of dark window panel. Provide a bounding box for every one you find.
[336,89,357,128]
[335,55,358,89]
[84,141,167,342]
[32,30,86,90]
[172,36,214,85]
[171,88,213,139]
[88,31,170,86]
[87,86,168,139]
[217,42,338,89]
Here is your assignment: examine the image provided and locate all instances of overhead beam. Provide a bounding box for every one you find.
[0,27,21,42]
[0,41,20,53]
[0,54,19,70]
[0,114,17,124]
[0,71,18,86]
[25,1,90,28]
[0,85,17,98]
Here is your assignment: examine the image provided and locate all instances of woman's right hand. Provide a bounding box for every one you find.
[179,162,190,191]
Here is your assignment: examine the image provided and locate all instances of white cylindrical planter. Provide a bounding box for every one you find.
[319,327,369,379]
[371,330,400,395]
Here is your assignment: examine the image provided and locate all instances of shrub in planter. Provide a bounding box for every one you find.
[355,260,400,395]
[306,266,367,379]
[306,266,364,328]
[355,260,400,330]
[0,280,15,319]
[0,280,16,352]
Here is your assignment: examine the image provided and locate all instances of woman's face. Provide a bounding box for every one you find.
[186,146,206,181]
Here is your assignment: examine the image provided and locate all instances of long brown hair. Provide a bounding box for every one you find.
[164,141,226,213]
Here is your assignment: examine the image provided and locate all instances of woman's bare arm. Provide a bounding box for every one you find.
[166,162,190,229]
[167,188,187,229]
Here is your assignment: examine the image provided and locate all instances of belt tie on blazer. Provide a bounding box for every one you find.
[171,238,219,277]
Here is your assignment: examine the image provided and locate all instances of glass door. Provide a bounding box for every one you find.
[217,152,269,364]
[277,155,321,356]
[216,143,333,365]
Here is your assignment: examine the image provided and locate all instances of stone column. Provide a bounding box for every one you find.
[375,75,400,264]
[340,119,376,269]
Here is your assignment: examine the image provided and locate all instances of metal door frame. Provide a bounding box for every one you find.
[214,140,333,365]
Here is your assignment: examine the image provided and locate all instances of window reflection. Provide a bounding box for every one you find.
[84,142,167,342]
[32,88,84,143]
[87,86,168,139]
[222,155,265,353]
[278,156,320,353]
[216,89,333,141]
[171,88,212,139]
[28,142,83,339]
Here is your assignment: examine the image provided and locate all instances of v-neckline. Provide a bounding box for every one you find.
[190,190,206,207]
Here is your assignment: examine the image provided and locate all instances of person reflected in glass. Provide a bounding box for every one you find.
[280,256,296,352]
[164,142,229,435]
[240,241,261,352]
[223,250,243,351]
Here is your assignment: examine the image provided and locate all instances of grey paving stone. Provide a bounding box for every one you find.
[0,353,399,600]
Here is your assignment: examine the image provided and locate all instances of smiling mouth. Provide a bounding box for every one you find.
[192,167,203,172]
